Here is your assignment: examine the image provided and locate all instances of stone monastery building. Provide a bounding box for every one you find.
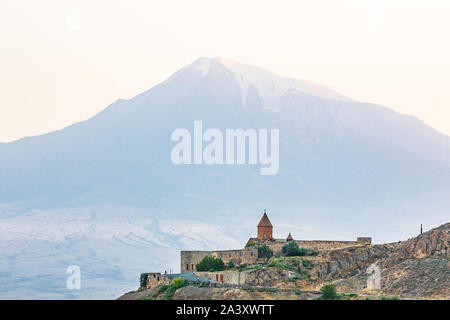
[181,210,371,273]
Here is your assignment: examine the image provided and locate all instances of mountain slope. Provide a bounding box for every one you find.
[1,57,449,208]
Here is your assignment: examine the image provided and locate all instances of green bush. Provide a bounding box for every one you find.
[172,277,185,287]
[156,284,170,295]
[237,263,248,270]
[195,256,225,272]
[227,260,235,269]
[258,245,273,259]
[162,286,177,299]
[282,241,308,256]
[266,261,297,271]
[238,264,263,271]
[151,278,188,300]
[320,284,338,300]
[302,259,313,270]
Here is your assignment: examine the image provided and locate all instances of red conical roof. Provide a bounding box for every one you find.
[257,212,273,227]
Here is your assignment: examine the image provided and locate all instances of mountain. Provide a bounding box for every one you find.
[0,57,449,299]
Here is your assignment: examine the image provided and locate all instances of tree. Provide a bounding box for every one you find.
[195,256,225,272]
[320,284,338,300]
[281,241,308,256]
[227,260,235,269]
[258,245,273,259]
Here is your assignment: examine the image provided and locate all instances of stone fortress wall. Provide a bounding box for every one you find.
[267,237,372,254]
[193,270,247,285]
[177,211,371,274]
[181,237,371,273]
[181,246,259,273]
[140,272,172,289]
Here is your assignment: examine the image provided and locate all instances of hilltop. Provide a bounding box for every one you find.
[119,222,449,300]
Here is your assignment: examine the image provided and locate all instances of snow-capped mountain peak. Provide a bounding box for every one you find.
[185,57,351,111]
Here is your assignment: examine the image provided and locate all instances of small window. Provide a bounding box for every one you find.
[191,264,194,270]
[186,264,189,271]
[263,233,266,239]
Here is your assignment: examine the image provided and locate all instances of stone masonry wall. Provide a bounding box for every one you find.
[266,238,371,256]
[194,271,247,285]
[181,246,258,273]
[140,272,171,289]
[181,238,371,273]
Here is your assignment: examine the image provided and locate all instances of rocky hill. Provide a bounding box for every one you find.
[119,223,449,300]
[332,222,449,298]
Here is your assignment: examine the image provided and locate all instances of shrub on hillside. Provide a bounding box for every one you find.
[195,256,225,272]
[281,241,308,256]
[237,263,248,271]
[320,284,338,300]
[302,259,313,270]
[146,277,188,300]
[171,277,185,287]
[258,245,273,259]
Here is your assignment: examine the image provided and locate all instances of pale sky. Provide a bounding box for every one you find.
[1,0,449,142]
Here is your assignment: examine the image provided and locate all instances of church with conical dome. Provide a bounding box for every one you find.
[257,210,273,240]
[180,210,371,273]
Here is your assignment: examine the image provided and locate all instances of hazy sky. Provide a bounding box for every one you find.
[1,0,449,142]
